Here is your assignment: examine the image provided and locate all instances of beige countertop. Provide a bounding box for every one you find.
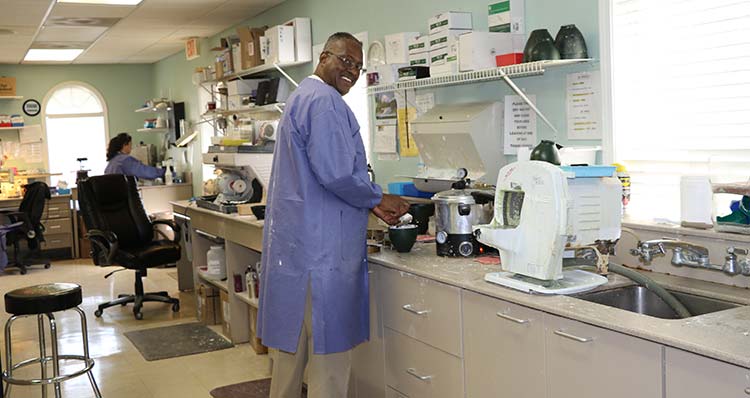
[139,182,192,190]
[369,243,750,368]
[170,199,264,227]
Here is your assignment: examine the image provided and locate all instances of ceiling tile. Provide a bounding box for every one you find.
[36,26,109,42]
[0,0,289,64]
[49,3,136,19]
[0,0,53,27]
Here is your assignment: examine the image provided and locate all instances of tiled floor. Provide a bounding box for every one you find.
[0,259,271,398]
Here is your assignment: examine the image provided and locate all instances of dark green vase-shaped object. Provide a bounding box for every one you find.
[530,140,562,165]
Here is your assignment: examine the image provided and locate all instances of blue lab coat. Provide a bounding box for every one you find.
[257,76,383,354]
[104,153,164,180]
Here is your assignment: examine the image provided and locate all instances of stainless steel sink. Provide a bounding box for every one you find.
[574,285,741,319]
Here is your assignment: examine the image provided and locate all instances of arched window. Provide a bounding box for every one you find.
[43,82,108,186]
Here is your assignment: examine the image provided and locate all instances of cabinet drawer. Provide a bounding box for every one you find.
[43,233,73,249]
[381,267,462,356]
[545,314,662,398]
[386,386,409,398]
[462,290,546,398]
[666,347,750,397]
[45,208,70,219]
[42,218,72,234]
[384,328,463,398]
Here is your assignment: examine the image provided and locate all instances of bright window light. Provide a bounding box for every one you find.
[57,0,143,4]
[24,49,84,62]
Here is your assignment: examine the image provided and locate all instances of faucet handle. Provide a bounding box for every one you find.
[727,247,748,256]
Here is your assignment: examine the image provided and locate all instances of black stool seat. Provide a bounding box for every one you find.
[5,283,82,315]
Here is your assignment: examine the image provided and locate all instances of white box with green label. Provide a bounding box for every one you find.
[428,29,467,51]
[430,60,459,77]
[488,0,525,34]
[430,38,459,66]
[409,52,431,67]
[428,11,473,35]
[408,35,429,55]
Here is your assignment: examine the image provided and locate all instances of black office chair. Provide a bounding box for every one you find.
[77,174,180,320]
[0,181,52,274]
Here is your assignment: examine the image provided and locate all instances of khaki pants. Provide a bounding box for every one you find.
[269,288,352,398]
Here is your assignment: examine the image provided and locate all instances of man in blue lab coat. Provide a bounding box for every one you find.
[258,32,410,398]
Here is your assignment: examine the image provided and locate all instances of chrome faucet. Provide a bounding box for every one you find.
[631,238,750,276]
[724,247,750,276]
[630,238,710,266]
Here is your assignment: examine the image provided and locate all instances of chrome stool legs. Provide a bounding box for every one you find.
[2,308,101,398]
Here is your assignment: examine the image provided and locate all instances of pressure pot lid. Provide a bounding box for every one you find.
[431,189,477,204]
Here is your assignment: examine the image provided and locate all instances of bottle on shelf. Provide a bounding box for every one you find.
[206,245,226,280]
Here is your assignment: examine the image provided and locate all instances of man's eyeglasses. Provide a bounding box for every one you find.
[324,51,365,73]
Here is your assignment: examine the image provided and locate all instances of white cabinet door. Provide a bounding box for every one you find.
[462,290,546,398]
[350,263,386,398]
[666,347,750,397]
[544,314,662,398]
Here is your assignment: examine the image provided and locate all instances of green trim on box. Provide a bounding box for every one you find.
[431,53,448,63]
[409,42,426,51]
[430,19,449,30]
[490,24,511,32]
[447,55,458,62]
[489,1,510,14]
[410,59,427,65]
[430,36,448,46]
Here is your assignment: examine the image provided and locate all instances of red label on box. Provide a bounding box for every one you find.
[496,53,524,67]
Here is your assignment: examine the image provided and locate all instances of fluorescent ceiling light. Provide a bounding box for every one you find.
[57,0,143,5]
[24,49,84,62]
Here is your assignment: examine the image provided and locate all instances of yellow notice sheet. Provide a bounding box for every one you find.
[397,107,418,157]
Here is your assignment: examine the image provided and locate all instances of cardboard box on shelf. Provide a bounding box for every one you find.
[428,11,473,35]
[430,60,459,77]
[220,289,231,339]
[409,52,431,67]
[385,32,420,64]
[248,305,268,354]
[227,79,263,97]
[488,0,525,34]
[496,53,524,66]
[264,25,295,64]
[459,32,514,71]
[0,77,16,97]
[428,29,467,51]
[197,283,221,325]
[237,26,266,70]
[283,17,312,62]
[408,35,430,55]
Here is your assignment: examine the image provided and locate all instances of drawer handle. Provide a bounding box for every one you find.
[406,368,432,382]
[49,225,61,229]
[48,207,60,211]
[496,312,529,324]
[554,329,593,343]
[368,270,374,274]
[745,388,750,395]
[402,304,430,316]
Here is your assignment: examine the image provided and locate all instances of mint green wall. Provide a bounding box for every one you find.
[153,0,601,187]
[0,64,156,170]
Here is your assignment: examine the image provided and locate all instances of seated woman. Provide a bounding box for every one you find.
[104,133,164,180]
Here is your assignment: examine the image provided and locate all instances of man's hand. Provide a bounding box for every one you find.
[372,194,410,225]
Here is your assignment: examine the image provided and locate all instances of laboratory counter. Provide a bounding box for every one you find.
[172,201,750,398]
[369,244,750,369]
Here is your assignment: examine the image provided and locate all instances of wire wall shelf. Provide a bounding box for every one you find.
[367,59,592,95]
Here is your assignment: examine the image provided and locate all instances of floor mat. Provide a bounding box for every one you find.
[210,378,307,398]
[124,322,233,361]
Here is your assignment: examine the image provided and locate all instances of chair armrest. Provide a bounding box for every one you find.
[85,229,119,265]
[152,219,181,243]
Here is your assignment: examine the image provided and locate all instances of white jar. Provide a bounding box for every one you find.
[206,245,226,279]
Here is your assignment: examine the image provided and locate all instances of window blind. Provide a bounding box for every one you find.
[612,0,750,221]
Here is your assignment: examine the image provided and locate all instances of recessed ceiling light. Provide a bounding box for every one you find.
[56,0,143,5]
[24,49,84,62]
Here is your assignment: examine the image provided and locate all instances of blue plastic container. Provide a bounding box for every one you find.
[560,165,616,178]
[387,182,434,198]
